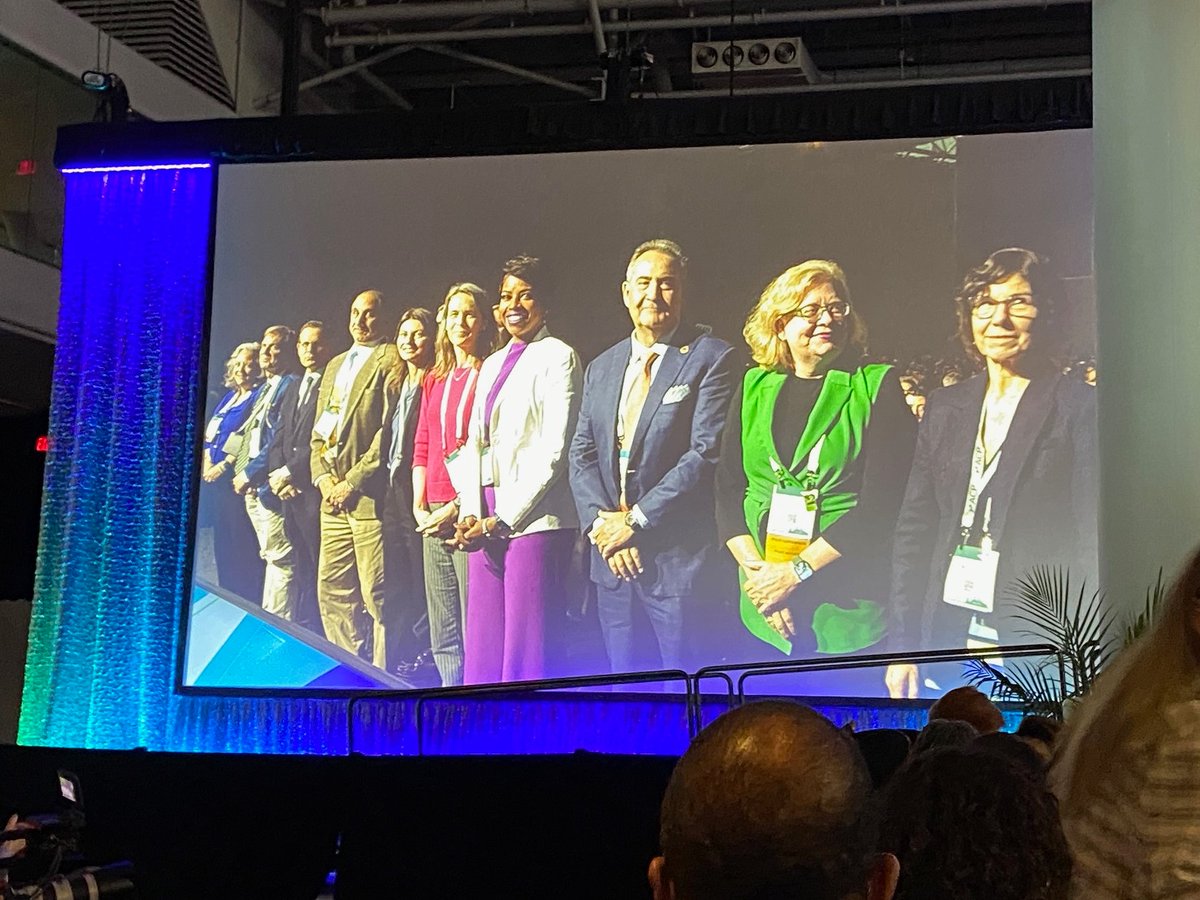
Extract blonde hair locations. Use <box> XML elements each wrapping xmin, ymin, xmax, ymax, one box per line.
<box><xmin>432</xmin><ymin>283</ymin><xmax>497</xmax><ymax>380</ymax></box>
<box><xmin>742</xmin><ymin>260</ymin><xmax>867</xmax><ymax>372</ymax></box>
<box><xmin>1053</xmin><ymin>546</ymin><xmax>1200</xmax><ymax>818</ymax></box>
<box><xmin>223</xmin><ymin>342</ymin><xmax>260</xmax><ymax>388</ymax></box>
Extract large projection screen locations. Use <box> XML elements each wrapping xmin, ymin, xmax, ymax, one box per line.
<box><xmin>183</xmin><ymin>131</ymin><xmax>1096</xmax><ymax>696</ymax></box>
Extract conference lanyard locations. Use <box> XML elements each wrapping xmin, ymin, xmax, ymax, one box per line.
<box><xmin>768</xmin><ymin>434</ymin><xmax>825</xmax><ymax>492</ymax></box>
<box><xmin>960</xmin><ymin>405</ymin><xmax>1003</xmax><ymax>535</ymax></box>
<box><xmin>440</xmin><ymin>367</ymin><xmax>478</xmax><ymax>458</ymax></box>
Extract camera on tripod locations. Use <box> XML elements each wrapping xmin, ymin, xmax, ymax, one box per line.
<box><xmin>1</xmin><ymin>771</ymin><xmax>134</xmax><ymax>899</ymax></box>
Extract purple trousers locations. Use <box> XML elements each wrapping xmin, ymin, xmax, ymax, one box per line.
<box><xmin>464</xmin><ymin>527</ymin><xmax>574</xmax><ymax>685</ymax></box>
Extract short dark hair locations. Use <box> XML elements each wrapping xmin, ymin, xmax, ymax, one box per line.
<box><xmin>910</xmin><ymin>719</ymin><xmax>979</xmax><ymax>757</ymax></box>
<box><xmin>973</xmin><ymin>732</ymin><xmax>1048</xmax><ymax>780</ymax></box>
<box><xmin>500</xmin><ymin>254</ymin><xmax>553</xmax><ymax>302</ymax></box>
<box><xmin>953</xmin><ymin>248</ymin><xmax>1061</xmax><ymax>363</ymax></box>
<box><xmin>298</xmin><ymin>319</ymin><xmax>324</xmax><ymax>334</ymax></box>
<box><xmin>659</xmin><ymin>701</ymin><xmax>877</xmax><ymax>900</ymax></box>
<box><xmin>879</xmin><ymin>747</ymin><xmax>1071</xmax><ymax>900</ymax></box>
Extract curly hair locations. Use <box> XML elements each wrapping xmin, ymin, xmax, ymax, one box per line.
<box><xmin>743</xmin><ymin>260</ymin><xmax>868</xmax><ymax>373</ymax></box>
<box><xmin>953</xmin><ymin>248</ymin><xmax>1061</xmax><ymax>363</ymax></box>
<box><xmin>879</xmin><ymin>746</ymin><xmax>1071</xmax><ymax>900</ymax></box>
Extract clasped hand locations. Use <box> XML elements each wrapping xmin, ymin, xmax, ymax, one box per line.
<box><xmin>416</xmin><ymin>501</ymin><xmax>458</xmax><ymax>538</ymax></box>
<box><xmin>318</xmin><ymin>476</ymin><xmax>356</xmax><ymax>512</ymax></box>
<box><xmin>741</xmin><ymin>558</ymin><xmax>801</xmax><ymax>639</ymax></box>
<box><xmin>448</xmin><ymin>515</ymin><xmax>486</xmax><ymax>552</ymax></box>
<box><xmin>590</xmin><ymin>510</ymin><xmax>643</xmax><ymax>581</ymax></box>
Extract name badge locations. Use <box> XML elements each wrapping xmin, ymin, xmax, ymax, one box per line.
<box><xmin>204</xmin><ymin>416</ymin><xmax>220</xmax><ymax>444</ymax></box>
<box><xmin>763</xmin><ymin>485</ymin><xmax>817</xmax><ymax>563</ymax></box>
<box><xmin>248</xmin><ymin>426</ymin><xmax>262</xmax><ymax>460</ymax></box>
<box><xmin>481</xmin><ymin>445</ymin><xmax>495</xmax><ymax>487</ymax></box>
<box><xmin>942</xmin><ymin>545</ymin><xmax>999</xmax><ymax>613</ymax></box>
<box><xmin>314</xmin><ymin>409</ymin><xmax>339</xmax><ymax>444</ymax></box>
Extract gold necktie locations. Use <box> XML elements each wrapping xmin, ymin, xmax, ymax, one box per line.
<box><xmin>621</xmin><ymin>351</ymin><xmax>659</xmax><ymax>451</ymax></box>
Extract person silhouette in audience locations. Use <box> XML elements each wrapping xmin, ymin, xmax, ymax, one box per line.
<box><xmin>650</xmin><ymin>700</ymin><xmax>899</xmax><ymax>900</ymax></box>
<box><xmin>1053</xmin><ymin>544</ymin><xmax>1200</xmax><ymax>898</ymax></box>
<box><xmin>879</xmin><ymin>746</ymin><xmax>1071</xmax><ymax>900</ymax></box>
<box><xmin>927</xmin><ymin>685</ymin><xmax>1004</xmax><ymax>735</ymax></box>
<box><xmin>909</xmin><ymin>718</ymin><xmax>978</xmax><ymax>756</ymax></box>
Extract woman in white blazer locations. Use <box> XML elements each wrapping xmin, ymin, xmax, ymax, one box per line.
<box><xmin>449</xmin><ymin>255</ymin><xmax>582</xmax><ymax>683</ymax></box>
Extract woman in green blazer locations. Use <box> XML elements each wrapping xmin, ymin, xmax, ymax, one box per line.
<box><xmin>716</xmin><ymin>260</ymin><xmax>916</xmax><ymax>663</ymax></box>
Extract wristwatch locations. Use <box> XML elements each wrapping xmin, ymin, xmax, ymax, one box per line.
<box><xmin>483</xmin><ymin>517</ymin><xmax>512</xmax><ymax>539</ymax></box>
<box><xmin>623</xmin><ymin>510</ymin><xmax>643</xmax><ymax>531</ymax></box>
<box><xmin>791</xmin><ymin>557</ymin><xmax>814</xmax><ymax>583</ymax></box>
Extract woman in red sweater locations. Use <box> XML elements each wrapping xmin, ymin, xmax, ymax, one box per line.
<box><xmin>413</xmin><ymin>283</ymin><xmax>498</xmax><ymax>686</ymax></box>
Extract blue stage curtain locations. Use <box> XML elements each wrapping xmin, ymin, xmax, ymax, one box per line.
<box><xmin>16</xmin><ymin>165</ymin><xmax>351</xmax><ymax>753</ymax></box>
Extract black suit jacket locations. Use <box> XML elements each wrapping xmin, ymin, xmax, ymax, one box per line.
<box><xmin>890</xmin><ymin>371</ymin><xmax>1098</xmax><ymax>650</ymax></box>
<box><xmin>269</xmin><ymin>368</ymin><xmax>324</xmax><ymax>493</ymax></box>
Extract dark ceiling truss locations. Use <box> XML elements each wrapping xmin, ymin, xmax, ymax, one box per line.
<box><xmin>278</xmin><ymin>0</ymin><xmax>1091</xmax><ymax>112</ymax></box>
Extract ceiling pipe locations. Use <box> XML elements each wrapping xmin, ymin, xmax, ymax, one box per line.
<box><xmin>323</xmin><ymin>0</ymin><xmax>1087</xmax><ymax>27</ymax></box>
<box><xmin>587</xmin><ymin>0</ymin><xmax>607</xmax><ymax>56</ymax></box>
<box><xmin>631</xmin><ymin>65</ymin><xmax>1092</xmax><ymax>98</ymax></box>
<box><xmin>327</xmin><ymin>0</ymin><xmax>1088</xmax><ymax>46</ymax></box>
<box><xmin>414</xmin><ymin>43</ymin><xmax>597</xmax><ymax>97</ymax></box>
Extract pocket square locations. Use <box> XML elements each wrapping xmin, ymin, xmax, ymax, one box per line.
<box><xmin>663</xmin><ymin>384</ymin><xmax>691</xmax><ymax>404</ymax></box>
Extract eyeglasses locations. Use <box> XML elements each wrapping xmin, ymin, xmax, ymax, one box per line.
<box><xmin>793</xmin><ymin>299</ymin><xmax>851</xmax><ymax>323</ymax></box>
<box><xmin>971</xmin><ymin>296</ymin><xmax>1038</xmax><ymax>320</ymax></box>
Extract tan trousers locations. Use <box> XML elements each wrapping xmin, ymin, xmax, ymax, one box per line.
<box><xmin>244</xmin><ymin>492</ymin><xmax>297</xmax><ymax>621</ymax></box>
<box><xmin>317</xmin><ymin>509</ymin><xmax>388</xmax><ymax>669</ymax></box>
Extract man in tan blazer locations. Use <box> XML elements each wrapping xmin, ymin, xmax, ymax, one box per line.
<box><xmin>310</xmin><ymin>289</ymin><xmax>398</xmax><ymax>667</ymax></box>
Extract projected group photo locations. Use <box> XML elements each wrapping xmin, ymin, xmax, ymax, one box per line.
<box><xmin>187</xmin><ymin>132</ymin><xmax>1097</xmax><ymax>697</ymax></box>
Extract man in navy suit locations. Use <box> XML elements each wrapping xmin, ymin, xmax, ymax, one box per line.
<box><xmin>570</xmin><ymin>239</ymin><xmax>737</xmax><ymax>673</ymax></box>
<box><xmin>231</xmin><ymin>325</ymin><xmax>300</xmax><ymax>619</ymax></box>
<box><xmin>267</xmin><ymin>320</ymin><xmax>330</xmax><ymax>633</ymax></box>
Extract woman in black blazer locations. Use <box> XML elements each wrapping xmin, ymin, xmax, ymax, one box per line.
<box><xmin>886</xmin><ymin>249</ymin><xmax>1097</xmax><ymax>699</ymax></box>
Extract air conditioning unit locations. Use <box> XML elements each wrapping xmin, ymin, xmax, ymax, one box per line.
<box><xmin>691</xmin><ymin>37</ymin><xmax>805</xmax><ymax>76</ymax></box>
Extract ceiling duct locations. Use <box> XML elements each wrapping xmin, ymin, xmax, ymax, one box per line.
<box><xmin>59</xmin><ymin>0</ymin><xmax>234</xmax><ymax>108</ymax></box>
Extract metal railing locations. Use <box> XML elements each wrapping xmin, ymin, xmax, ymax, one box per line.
<box><xmin>345</xmin><ymin>643</ymin><xmax>1067</xmax><ymax>755</ymax></box>
<box><xmin>347</xmin><ymin>668</ymin><xmax>692</xmax><ymax>755</ymax></box>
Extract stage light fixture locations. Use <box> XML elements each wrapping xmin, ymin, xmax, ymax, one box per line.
<box><xmin>694</xmin><ymin>45</ymin><xmax>718</xmax><ymax>69</ymax></box>
<box><xmin>690</xmin><ymin>38</ymin><xmax>804</xmax><ymax>75</ymax></box>
<box><xmin>774</xmin><ymin>41</ymin><xmax>797</xmax><ymax>64</ymax></box>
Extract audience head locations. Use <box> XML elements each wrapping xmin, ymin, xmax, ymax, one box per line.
<box><xmin>974</xmin><ymin>732</ymin><xmax>1048</xmax><ymax>780</ymax></box>
<box><xmin>498</xmin><ymin>255</ymin><xmax>550</xmax><ymax>342</ymax></box>
<box><xmin>744</xmin><ymin>259</ymin><xmax>867</xmax><ymax>376</ymax></box>
<box><xmin>879</xmin><ymin>746</ymin><xmax>1071</xmax><ymax>900</ymax></box>
<box><xmin>651</xmin><ymin>700</ymin><xmax>897</xmax><ymax>900</ymax></box>
<box><xmin>1015</xmin><ymin>715</ymin><xmax>1062</xmax><ymax>764</ymax></box>
<box><xmin>910</xmin><ymin>719</ymin><xmax>978</xmax><ymax>757</ymax></box>
<box><xmin>349</xmin><ymin>289</ymin><xmax>385</xmax><ymax>345</ymax></box>
<box><xmin>260</xmin><ymin>325</ymin><xmax>298</xmax><ymax>377</ymax></box>
<box><xmin>224</xmin><ymin>342</ymin><xmax>261</xmax><ymax>391</ymax></box>
<box><xmin>1054</xmin><ymin>543</ymin><xmax>1200</xmax><ymax>817</ymax></box>
<box><xmin>434</xmin><ymin>283</ymin><xmax>496</xmax><ymax>378</ymax></box>
<box><xmin>296</xmin><ymin>320</ymin><xmax>329</xmax><ymax>373</ymax></box>
<box><xmin>928</xmin><ymin>686</ymin><xmax>1004</xmax><ymax>735</ymax></box>
<box><xmin>623</xmin><ymin>239</ymin><xmax>687</xmax><ymax>340</ymax></box>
